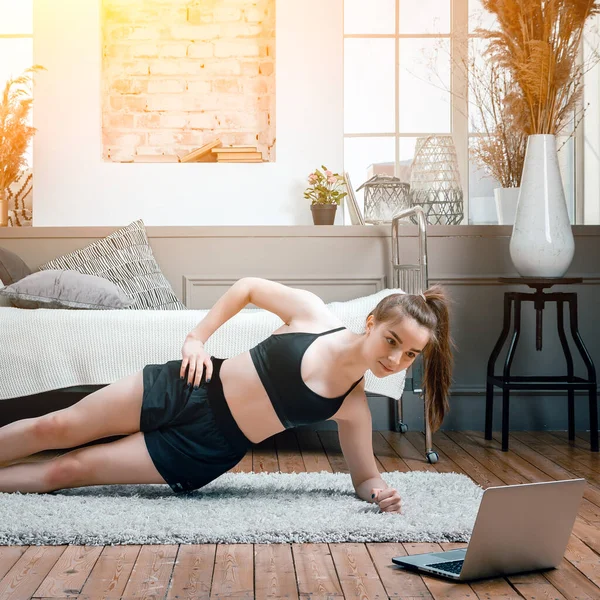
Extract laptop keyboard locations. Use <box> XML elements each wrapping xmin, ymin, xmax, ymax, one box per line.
<box><xmin>427</xmin><ymin>559</ymin><xmax>464</xmax><ymax>575</ymax></box>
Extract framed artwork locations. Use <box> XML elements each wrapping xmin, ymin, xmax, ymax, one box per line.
<box><xmin>344</xmin><ymin>172</ymin><xmax>365</xmax><ymax>225</ymax></box>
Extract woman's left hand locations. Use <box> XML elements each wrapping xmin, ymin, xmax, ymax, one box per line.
<box><xmin>371</xmin><ymin>487</ymin><xmax>402</xmax><ymax>513</ymax></box>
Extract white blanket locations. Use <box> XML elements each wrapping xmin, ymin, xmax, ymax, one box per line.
<box><xmin>0</xmin><ymin>289</ymin><xmax>407</xmax><ymax>401</ymax></box>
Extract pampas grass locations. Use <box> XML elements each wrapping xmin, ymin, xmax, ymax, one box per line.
<box><xmin>479</xmin><ymin>0</ymin><xmax>600</xmax><ymax>134</ymax></box>
<box><xmin>0</xmin><ymin>66</ymin><xmax>43</xmax><ymax>191</ymax></box>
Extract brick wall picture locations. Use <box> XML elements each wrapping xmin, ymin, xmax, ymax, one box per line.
<box><xmin>101</xmin><ymin>0</ymin><xmax>276</xmax><ymax>163</ymax></box>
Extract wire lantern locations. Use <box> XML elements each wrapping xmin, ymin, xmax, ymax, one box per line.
<box><xmin>356</xmin><ymin>174</ymin><xmax>411</xmax><ymax>224</ymax></box>
<box><xmin>409</xmin><ymin>135</ymin><xmax>464</xmax><ymax>225</ymax></box>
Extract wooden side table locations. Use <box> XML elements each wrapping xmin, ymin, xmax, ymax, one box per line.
<box><xmin>485</xmin><ymin>278</ymin><xmax>598</xmax><ymax>452</ymax></box>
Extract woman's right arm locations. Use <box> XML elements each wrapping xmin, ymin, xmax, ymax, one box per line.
<box><xmin>181</xmin><ymin>277</ymin><xmax>326</xmax><ymax>386</ymax></box>
<box><xmin>180</xmin><ymin>278</ymin><xmax>251</xmax><ymax>386</ymax></box>
<box><xmin>187</xmin><ymin>278</ymin><xmax>251</xmax><ymax>344</ymax></box>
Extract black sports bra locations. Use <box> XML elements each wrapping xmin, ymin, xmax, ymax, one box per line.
<box><xmin>248</xmin><ymin>326</ymin><xmax>364</xmax><ymax>429</ymax></box>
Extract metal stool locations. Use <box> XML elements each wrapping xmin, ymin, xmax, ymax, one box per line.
<box><xmin>485</xmin><ymin>277</ymin><xmax>598</xmax><ymax>452</ymax></box>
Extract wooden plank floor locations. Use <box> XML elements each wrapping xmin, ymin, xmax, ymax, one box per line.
<box><xmin>0</xmin><ymin>429</ymin><xmax>599</xmax><ymax>600</ymax></box>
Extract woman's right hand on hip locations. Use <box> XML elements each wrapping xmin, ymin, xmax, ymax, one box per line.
<box><xmin>181</xmin><ymin>335</ymin><xmax>213</xmax><ymax>388</ymax></box>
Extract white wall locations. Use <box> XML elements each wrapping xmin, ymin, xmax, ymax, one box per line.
<box><xmin>32</xmin><ymin>0</ymin><xmax>344</xmax><ymax>226</ymax></box>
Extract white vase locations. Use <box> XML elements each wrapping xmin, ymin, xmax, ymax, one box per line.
<box><xmin>509</xmin><ymin>135</ymin><xmax>574</xmax><ymax>278</ymax></box>
<box><xmin>494</xmin><ymin>187</ymin><xmax>520</xmax><ymax>225</ymax></box>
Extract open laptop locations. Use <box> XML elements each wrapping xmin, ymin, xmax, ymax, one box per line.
<box><xmin>392</xmin><ymin>478</ymin><xmax>586</xmax><ymax>582</ymax></box>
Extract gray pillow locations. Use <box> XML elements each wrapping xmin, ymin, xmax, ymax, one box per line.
<box><xmin>37</xmin><ymin>219</ymin><xmax>186</xmax><ymax>310</ymax></box>
<box><xmin>0</xmin><ymin>269</ymin><xmax>135</xmax><ymax>309</ymax></box>
<box><xmin>0</xmin><ymin>276</ymin><xmax>10</xmax><ymax>307</ymax></box>
<box><xmin>0</xmin><ymin>246</ymin><xmax>31</xmax><ymax>285</ymax></box>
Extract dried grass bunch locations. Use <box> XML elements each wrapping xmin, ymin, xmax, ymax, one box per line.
<box><xmin>0</xmin><ymin>66</ymin><xmax>43</xmax><ymax>191</ymax></box>
<box><xmin>468</xmin><ymin>53</ymin><xmax>528</xmax><ymax>187</ymax></box>
<box><xmin>479</xmin><ymin>0</ymin><xmax>600</xmax><ymax>135</ymax></box>
<box><xmin>426</xmin><ymin>39</ymin><xmax>528</xmax><ymax>187</ymax></box>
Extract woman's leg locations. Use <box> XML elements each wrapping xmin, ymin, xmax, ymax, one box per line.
<box><xmin>0</xmin><ymin>369</ymin><xmax>145</xmax><ymax>465</ymax></box>
<box><xmin>0</xmin><ymin>431</ymin><xmax>167</xmax><ymax>493</ymax></box>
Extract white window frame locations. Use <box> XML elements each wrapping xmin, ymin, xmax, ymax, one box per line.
<box><xmin>0</xmin><ymin>31</ymin><xmax>34</xmax><ymax>71</ymax></box>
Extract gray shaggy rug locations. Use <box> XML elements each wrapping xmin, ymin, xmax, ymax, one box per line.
<box><xmin>0</xmin><ymin>471</ymin><xmax>483</xmax><ymax>546</ymax></box>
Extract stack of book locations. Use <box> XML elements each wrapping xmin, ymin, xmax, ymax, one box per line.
<box><xmin>212</xmin><ymin>146</ymin><xmax>263</xmax><ymax>163</ymax></box>
<box><xmin>178</xmin><ymin>140</ymin><xmax>264</xmax><ymax>163</ymax></box>
<box><xmin>179</xmin><ymin>139</ymin><xmax>222</xmax><ymax>163</ymax></box>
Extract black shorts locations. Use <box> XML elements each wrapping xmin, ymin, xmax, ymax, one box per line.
<box><xmin>140</xmin><ymin>357</ymin><xmax>253</xmax><ymax>494</ymax></box>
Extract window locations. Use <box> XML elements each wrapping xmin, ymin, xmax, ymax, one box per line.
<box><xmin>344</xmin><ymin>0</ymin><xmax>588</xmax><ymax>224</ymax></box>
<box><xmin>0</xmin><ymin>0</ymin><xmax>34</xmax><ymax>168</ymax></box>
<box><xmin>344</xmin><ymin>0</ymin><xmax>453</xmax><ymax>222</ymax></box>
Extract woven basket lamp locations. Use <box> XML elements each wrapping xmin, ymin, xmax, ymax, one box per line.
<box><xmin>409</xmin><ymin>135</ymin><xmax>464</xmax><ymax>225</ymax></box>
<box><xmin>356</xmin><ymin>174</ymin><xmax>411</xmax><ymax>224</ymax></box>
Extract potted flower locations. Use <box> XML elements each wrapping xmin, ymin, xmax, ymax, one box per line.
<box><xmin>0</xmin><ymin>66</ymin><xmax>42</xmax><ymax>227</ymax></box>
<box><xmin>304</xmin><ymin>166</ymin><xmax>347</xmax><ymax>225</ymax></box>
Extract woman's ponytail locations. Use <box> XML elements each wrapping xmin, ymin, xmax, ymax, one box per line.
<box><xmin>421</xmin><ymin>285</ymin><xmax>454</xmax><ymax>431</ymax></box>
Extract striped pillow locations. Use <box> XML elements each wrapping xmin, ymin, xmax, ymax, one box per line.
<box><xmin>37</xmin><ymin>220</ymin><xmax>186</xmax><ymax>310</ymax></box>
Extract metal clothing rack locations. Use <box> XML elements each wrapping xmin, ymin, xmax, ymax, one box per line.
<box><xmin>390</xmin><ymin>206</ymin><xmax>438</xmax><ymax>464</ymax></box>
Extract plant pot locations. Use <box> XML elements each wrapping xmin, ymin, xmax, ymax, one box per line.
<box><xmin>310</xmin><ymin>204</ymin><xmax>337</xmax><ymax>225</ymax></box>
<box><xmin>494</xmin><ymin>187</ymin><xmax>520</xmax><ymax>225</ymax></box>
<box><xmin>509</xmin><ymin>135</ymin><xmax>574</xmax><ymax>277</ymax></box>
<box><xmin>0</xmin><ymin>189</ymin><xmax>8</xmax><ymax>227</ymax></box>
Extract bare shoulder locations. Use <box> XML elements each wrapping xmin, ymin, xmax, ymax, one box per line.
<box><xmin>243</xmin><ymin>277</ymin><xmax>340</xmax><ymax>327</ymax></box>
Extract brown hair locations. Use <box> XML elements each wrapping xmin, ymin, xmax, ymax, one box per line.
<box><xmin>366</xmin><ymin>284</ymin><xmax>454</xmax><ymax>431</ymax></box>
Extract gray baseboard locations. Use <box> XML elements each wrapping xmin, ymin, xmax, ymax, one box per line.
<box><xmin>388</xmin><ymin>390</ymin><xmax>598</xmax><ymax>434</ymax></box>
